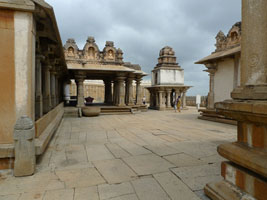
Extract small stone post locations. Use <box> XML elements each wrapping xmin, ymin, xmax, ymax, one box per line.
<box><xmin>13</xmin><ymin>116</ymin><xmax>35</xmax><ymax>177</ymax></box>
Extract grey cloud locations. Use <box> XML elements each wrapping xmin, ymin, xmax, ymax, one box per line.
<box><xmin>47</xmin><ymin>0</ymin><xmax>241</xmax><ymax>96</ymax></box>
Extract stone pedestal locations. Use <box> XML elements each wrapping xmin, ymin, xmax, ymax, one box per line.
<box><xmin>205</xmin><ymin>1</ymin><xmax>267</xmax><ymax>200</ymax></box>
<box><xmin>13</xmin><ymin>116</ymin><xmax>35</xmax><ymax>177</ymax></box>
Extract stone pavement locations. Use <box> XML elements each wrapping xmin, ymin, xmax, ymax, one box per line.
<box><xmin>0</xmin><ymin>107</ymin><xmax>236</xmax><ymax>200</ymax></box>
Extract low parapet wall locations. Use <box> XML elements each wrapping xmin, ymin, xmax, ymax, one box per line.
<box><xmin>0</xmin><ymin>102</ymin><xmax>64</xmax><ymax>169</ymax></box>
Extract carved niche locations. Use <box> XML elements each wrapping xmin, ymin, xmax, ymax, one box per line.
<box><xmin>103</xmin><ymin>41</ymin><xmax>116</xmax><ymax>61</ymax></box>
<box><xmin>83</xmin><ymin>36</ymin><xmax>100</xmax><ymax>60</ymax></box>
<box><xmin>64</xmin><ymin>38</ymin><xmax>79</xmax><ymax>58</ymax></box>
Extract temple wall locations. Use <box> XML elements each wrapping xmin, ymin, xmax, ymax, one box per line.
<box><xmin>158</xmin><ymin>69</ymin><xmax>184</xmax><ymax>85</ymax></box>
<box><xmin>0</xmin><ymin>10</ymin><xmax>35</xmax><ymax>144</ymax></box>
<box><xmin>214</xmin><ymin>58</ymin><xmax>235</xmax><ymax>103</ymax></box>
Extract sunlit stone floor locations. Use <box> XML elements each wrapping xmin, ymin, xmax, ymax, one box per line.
<box><xmin>0</xmin><ymin>107</ymin><xmax>236</xmax><ymax>200</ymax></box>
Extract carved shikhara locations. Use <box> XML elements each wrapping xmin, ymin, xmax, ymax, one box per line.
<box><xmin>63</xmin><ymin>37</ymin><xmax>123</xmax><ymax>64</ymax></box>
<box><xmin>215</xmin><ymin>22</ymin><xmax>241</xmax><ymax>53</ymax></box>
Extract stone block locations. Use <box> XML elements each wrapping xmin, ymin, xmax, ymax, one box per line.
<box><xmin>13</xmin><ymin>116</ymin><xmax>35</xmax><ymax>177</ymax></box>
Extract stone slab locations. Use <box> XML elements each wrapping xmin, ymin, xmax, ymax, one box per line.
<box><xmin>109</xmin><ymin>194</ymin><xmax>139</xmax><ymax>200</ymax></box>
<box><xmin>43</xmin><ymin>188</ymin><xmax>74</xmax><ymax>200</ymax></box>
<box><xmin>93</xmin><ymin>159</ymin><xmax>137</xmax><ymax>184</ymax></box>
<box><xmin>98</xmin><ymin>182</ymin><xmax>134</xmax><ymax>200</ymax></box>
<box><xmin>74</xmin><ymin>186</ymin><xmax>99</xmax><ymax>200</ymax></box>
<box><xmin>153</xmin><ymin>172</ymin><xmax>200</xmax><ymax>200</ymax></box>
<box><xmin>105</xmin><ymin>143</ymin><xmax>131</xmax><ymax>158</ymax></box>
<box><xmin>123</xmin><ymin>154</ymin><xmax>174</xmax><ymax>175</ymax></box>
<box><xmin>131</xmin><ymin>177</ymin><xmax>170</xmax><ymax>200</ymax></box>
<box><xmin>164</xmin><ymin>153</ymin><xmax>206</xmax><ymax>167</ymax></box>
<box><xmin>144</xmin><ymin>144</ymin><xmax>180</xmax><ymax>156</ymax></box>
<box><xmin>86</xmin><ymin>144</ymin><xmax>114</xmax><ymax>161</ymax></box>
<box><xmin>55</xmin><ymin>167</ymin><xmax>106</xmax><ymax>188</ymax></box>
<box><xmin>19</xmin><ymin>192</ymin><xmax>44</xmax><ymax>200</ymax></box>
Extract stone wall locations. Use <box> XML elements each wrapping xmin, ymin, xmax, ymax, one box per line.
<box><xmin>186</xmin><ymin>96</ymin><xmax>207</xmax><ymax>107</ymax></box>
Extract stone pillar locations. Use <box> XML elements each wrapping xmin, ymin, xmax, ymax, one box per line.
<box><xmin>136</xmin><ymin>78</ymin><xmax>142</xmax><ymax>105</ymax></box>
<box><xmin>55</xmin><ymin>74</ymin><xmax>59</xmax><ymax>105</ymax></box>
<box><xmin>158</xmin><ymin>91</ymin><xmax>165</xmax><ymax>110</ymax></box>
<box><xmin>14</xmin><ymin>116</ymin><xmax>35</xmax><ymax>177</ymax></box>
<box><xmin>35</xmin><ymin>55</ymin><xmax>44</xmax><ymax>119</ymax></box>
<box><xmin>75</xmin><ymin>76</ymin><xmax>85</xmax><ymax>107</ymax></box>
<box><xmin>43</xmin><ymin>65</ymin><xmax>51</xmax><ymax>114</ymax></box>
<box><xmin>117</xmin><ymin>77</ymin><xmax>126</xmax><ymax>106</ymax></box>
<box><xmin>166</xmin><ymin>90</ymin><xmax>171</xmax><ymax>108</ymax></box>
<box><xmin>50</xmin><ymin>69</ymin><xmax>56</xmax><ymax>108</ymax></box>
<box><xmin>206</xmin><ymin>67</ymin><xmax>216</xmax><ymax>109</ymax></box>
<box><xmin>205</xmin><ymin>1</ymin><xmax>267</xmax><ymax>199</ymax></box>
<box><xmin>113</xmin><ymin>80</ymin><xmax>118</xmax><ymax>105</ymax></box>
<box><xmin>104</xmin><ymin>80</ymin><xmax>112</xmax><ymax>104</ymax></box>
<box><xmin>126</xmin><ymin>78</ymin><xmax>134</xmax><ymax>106</ymax></box>
<box><xmin>182</xmin><ymin>89</ymin><xmax>187</xmax><ymax>109</ymax></box>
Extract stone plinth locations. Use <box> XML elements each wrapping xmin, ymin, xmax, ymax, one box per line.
<box><xmin>13</xmin><ymin>116</ymin><xmax>35</xmax><ymax>177</ymax></box>
<box><xmin>204</xmin><ymin>1</ymin><xmax>267</xmax><ymax>199</ymax></box>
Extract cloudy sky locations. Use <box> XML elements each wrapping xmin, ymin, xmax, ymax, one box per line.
<box><xmin>47</xmin><ymin>0</ymin><xmax>241</xmax><ymax>96</ymax></box>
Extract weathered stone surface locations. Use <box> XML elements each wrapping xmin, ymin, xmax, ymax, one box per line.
<box><xmin>13</xmin><ymin>116</ymin><xmax>35</xmax><ymax>177</ymax></box>
<box><xmin>164</xmin><ymin>153</ymin><xmax>206</xmax><ymax>167</ymax></box>
<box><xmin>19</xmin><ymin>192</ymin><xmax>44</xmax><ymax>200</ymax></box>
<box><xmin>43</xmin><ymin>188</ymin><xmax>74</xmax><ymax>200</ymax></box>
<box><xmin>154</xmin><ymin>172</ymin><xmax>200</xmax><ymax>200</ymax></box>
<box><xmin>109</xmin><ymin>194</ymin><xmax>139</xmax><ymax>200</ymax></box>
<box><xmin>105</xmin><ymin>143</ymin><xmax>131</xmax><ymax>158</ymax></box>
<box><xmin>131</xmin><ymin>177</ymin><xmax>170</xmax><ymax>200</ymax></box>
<box><xmin>98</xmin><ymin>182</ymin><xmax>134</xmax><ymax>200</ymax></box>
<box><xmin>55</xmin><ymin>167</ymin><xmax>106</xmax><ymax>188</ymax></box>
<box><xmin>171</xmin><ymin>163</ymin><xmax>222</xmax><ymax>191</ymax></box>
<box><xmin>123</xmin><ymin>154</ymin><xmax>174</xmax><ymax>175</ymax></box>
<box><xmin>93</xmin><ymin>159</ymin><xmax>137</xmax><ymax>184</ymax></box>
<box><xmin>74</xmin><ymin>186</ymin><xmax>99</xmax><ymax>200</ymax></box>
<box><xmin>86</xmin><ymin>144</ymin><xmax>114</xmax><ymax>161</ymax></box>
<box><xmin>144</xmin><ymin>144</ymin><xmax>180</xmax><ymax>156</ymax></box>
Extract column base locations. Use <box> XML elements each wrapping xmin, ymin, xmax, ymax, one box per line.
<box><xmin>231</xmin><ymin>85</ymin><xmax>267</xmax><ymax>100</ymax></box>
<box><xmin>205</xmin><ymin>161</ymin><xmax>267</xmax><ymax>200</ymax></box>
<box><xmin>205</xmin><ymin>180</ymin><xmax>253</xmax><ymax>200</ymax></box>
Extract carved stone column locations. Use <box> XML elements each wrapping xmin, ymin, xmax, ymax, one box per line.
<box><xmin>75</xmin><ymin>75</ymin><xmax>85</xmax><ymax>108</ymax></box>
<box><xmin>55</xmin><ymin>73</ymin><xmax>59</xmax><ymax>105</ymax></box>
<box><xmin>116</xmin><ymin>77</ymin><xmax>126</xmax><ymax>106</ymax></box>
<box><xmin>104</xmin><ymin>79</ymin><xmax>112</xmax><ymax>104</ymax></box>
<box><xmin>182</xmin><ymin>89</ymin><xmax>187</xmax><ymax>109</ymax></box>
<box><xmin>205</xmin><ymin>1</ymin><xmax>267</xmax><ymax>199</ymax></box>
<box><xmin>43</xmin><ymin>65</ymin><xmax>52</xmax><ymax>114</ymax></box>
<box><xmin>113</xmin><ymin>80</ymin><xmax>118</xmax><ymax>105</ymax></box>
<box><xmin>158</xmin><ymin>91</ymin><xmax>165</xmax><ymax>110</ymax></box>
<box><xmin>205</xmin><ymin>66</ymin><xmax>217</xmax><ymax>109</ymax></box>
<box><xmin>50</xmin><ymin>68</ymin><xmax>56</xmax><ymax>108</ymax></box>
<box><xmin>149</xmin><ymin>91</ymin><xmax>154</xmax><ymax>107</ymax></box>
<box><xmin>35</xmin><ymin>55</ymin><xmax>44</xmax><ymax>119</ymax></box>
<box><xmin>126</xmin><ymin>77</ymin><xmax>134</xmax><ymax>106</ymax></box>
<box><xmin>136</xmin><ymin>78</ymin><xmax>142</xmax><ymax>105</ymax></box>
<box><xmin>166</xmin><ymin>89</ymin><xmax>171</xmax><ymax>108</ymax></box>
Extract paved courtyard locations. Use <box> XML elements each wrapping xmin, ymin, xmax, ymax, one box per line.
<box><xmin>0</xmin><ymin>107</ymin><xmax>236</xmax><ymax>200</ymax></box>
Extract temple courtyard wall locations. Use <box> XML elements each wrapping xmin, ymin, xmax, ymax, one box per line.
<box><xmin>0</xmin><ymin>108</ymin><xmax>236</xmax><ymax>200</ymax></box>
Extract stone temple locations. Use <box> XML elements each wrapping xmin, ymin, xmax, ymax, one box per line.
<box><xmin>147</xmin><ymin>46</ymin><xmax>191</xmax><ymax>110</ymax></box>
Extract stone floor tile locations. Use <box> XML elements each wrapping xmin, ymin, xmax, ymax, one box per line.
<box><xmin>43</xmin><ymin>188</ymin><xmax>74</xmax><ymax>200</ymax></box>
<box><xmin>74</xmin><ymin>186</ymin><xmax>99</xmax><ymax>200</ymax></box>
<box><xmin>65</xmin><ymin>144</ymin><xmax>88</xmax><ymax>163</ymax></box>
<box><xmin>98</xmin><ymin>182</ymin><xmax>134</xmax><ymax>200</ymax></box>
<box><xmin>93</xmin><ymin>159</ymin><xmax>137</xmax><ymax>184</ymax></box>
<box><xmin>123</xmin><ymin>154</ymin><xmax>174</xmax><ymax>175</ymax></box>
<box><xmin>19</xmin><ymin>192</ymin><xmax>44</xmax><ymax>200</ymax></box>
<box><xmin>199</xmin><ymin>154</ymin><xmax>226</xmax><ymax>164</ymax></box>
<box><xmin>55</xmin><ymin>167</ymin><xmax>106</xmax><ymax>188</ymax></box>
<box><xmin>144</xmin><ymin>144</ymin><xmax>180</xmax><ymax>156</ymax></box>
<box><xmin>116</xmin><ymin>140</ymin><xmax>151</xmax><ymax>156</ymax></box>
<box><xmin>0</xmin><ymin>194</ymin><xmax>20</xmax><ymax>200</ymax></box>
<box><xmin>109</xmin><ymin>194</ymin><xmax>139</xmax><ymax>200</ymax></box>
<box><xmin>105</xmin><ymin>143</ymin><xmax>131</xmax><ymax>158</ymax></box>
<box><xmin>86</xmin><ymin>144</ymin><xmax>114</xmax><ymax>161</ymax></box>
<box><xmin>171</xmin><ymin>163</ymin><xmax>222</xmax><ymax>190</ymax></box>
<box><xmin>131</xmin><ymin>177</ymin><xmax>170</xmax><ymax>200</ymax></box>
<box><xmin>153</xmin><ymin>172</ymin><xmax>200</xmax><ymax>200</ymax></box>
<box><xmin>164</xmin><ymin>153</ymin><xmax>206</xmax><ymax>167</ymax></box>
